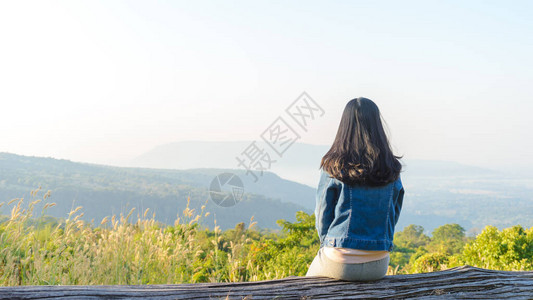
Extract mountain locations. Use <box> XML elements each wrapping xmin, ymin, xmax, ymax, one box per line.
<box><xmin>128</xmin><ymin>140</ymin><xmax>329</xmax><ymax>187</ymax></box>
<box><xmin>0</xmin><ymin>152</ymin><xmax>314</xmax><ymax>230</ymax></box>
<box><xmin>129</xmin><ymin>141</ymin><xmax>533</xmax><ymax>234</ymax></box>
<box><xmin>2</xmin><ymin>146</ymin><xmax>532</xmax><ymax>235</ymax></box>
<box><xmin>399</xmin><ymin>160</ymin><xmax>533</xmax><ymax>235</ymax></box>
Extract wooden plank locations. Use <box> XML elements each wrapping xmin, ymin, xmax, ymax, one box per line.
<box><xmin>0</xmin><ymin>266</ymin><xmax>532</xmax><ymax>299</ymax></box>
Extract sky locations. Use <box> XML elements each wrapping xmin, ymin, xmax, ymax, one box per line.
<box><xmin>1</xmin><ymin>0</ymin><xmax>532</xmax><ymax>173</ymax></box>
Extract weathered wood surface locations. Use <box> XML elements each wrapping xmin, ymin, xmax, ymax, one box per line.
<box><xmin>0</xmin><ymin>266</ymin><xmax>532</xmax><ymax>299</ymax></box>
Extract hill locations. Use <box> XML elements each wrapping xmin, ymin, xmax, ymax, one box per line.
<box><xmin>129</xmin><ymin>141</ymin><xmax>533</xmax><ymax>234</ymax></box>
<box><xmin>0</xmin><ymin>153</ymin><xmax>313</xmax><ymax>230</ymax></box>
<box><xmin>128</xmin><ymin>140</ymin><xmax>327</xmax><ymax>187</ymax></box>
<box><xmin>2</xmin><ymin>148</ymin><xmax>533</xmax><ymax>234</ymax></box>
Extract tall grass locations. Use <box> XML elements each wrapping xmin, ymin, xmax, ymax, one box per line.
<box><xmin>0</xmin><ymin>188</ymin><xmax>316</xmax><ymax>285</ymax></box>
<box><xmin>5</xmin><ymin>188</ymin><xmax>527</xmax><ymax>286</ymax></box>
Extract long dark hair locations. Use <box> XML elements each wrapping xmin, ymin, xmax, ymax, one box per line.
<box><xmin>320</xmin><ymin>97</ymin><xmax>402</xmax><ymax>186</ymax></box>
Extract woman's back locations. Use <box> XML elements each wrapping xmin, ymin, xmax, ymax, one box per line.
<box><xmin>316</xmin><ymin>169</ymin><xmax>404</xmax><ymax>251</ymax></box>
<box><xmin>306</xmin><ymin>97</ymin><xmax>404</xmax><ymax>281</ymax></box>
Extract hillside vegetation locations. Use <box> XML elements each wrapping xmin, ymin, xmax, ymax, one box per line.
<box><xmin>4</xmin><ymin>151</ymin><xmax>533</xmax><ymax>235</ymax></box>
<box><xmin>0</xmin><ymin>153</ymin><xmax>313</xmax><ymax>230</ymax></box>
<box><xmin>0</xmin><ymin>188</ymin><xmax>531</xmax><ymax>286</ymax></box>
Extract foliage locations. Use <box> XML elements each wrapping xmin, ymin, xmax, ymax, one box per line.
<box><xmin>428</xmin><ymin>223</ymin><xmax>466</xmax><ymax>255</ymax></box>
<box><xmin>0</xmin><ymin>152</ymin><xmax>313</xmax><ymax>231</ymax></box>
<box><xmin>390</xmin><ymin>222</ymin><xmax>530</xmax><ymax>274</ymax></box>
<box><xmin>0</xmin><ymin>188</ymin><xmax>531</xmax><ymax>286</ymax></box>
<box><xmin>0</xmin><ymin>188</ymin><xmax>319</xmax><ymax>285</ymax></box>
<box><xmin>389</xmin><ymin>224</ymin><xmax>430</xmax><ymax>272</ymax></box>
<box><xmin>410</xmin><ymin>253</ymin><xmax>450</xmax><ymax>273</ymax></box>
<box><xmin>462</xmin><ymin>225</ymin><xmax>533</xmax><ymax>271</ymax></box>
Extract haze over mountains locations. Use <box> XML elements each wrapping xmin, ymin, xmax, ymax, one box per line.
<box><xmin>131</xmin><ymin>141</ymin><xmax>533</xmax><ymax>233</ymax></box>
<box><xmin>1</xmin><ymin>141</ymin><xmax>532</xmax><ymax>234</ymax></box>
<box><xmin>128</xmin><ymin>140</ymin><xmax>328</xmax><ymax>187</ymax></box>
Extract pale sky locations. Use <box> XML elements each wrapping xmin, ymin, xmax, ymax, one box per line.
<box><xmin>1</xmin><ymin>0</ymin><xmax>532</xmax><ymax>173</ymax></box>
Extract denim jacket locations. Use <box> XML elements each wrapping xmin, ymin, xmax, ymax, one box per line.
<box><xmin>315</xmin><ymin>169</ymin><xmax>404</xmax><ymax>251</ymax></box>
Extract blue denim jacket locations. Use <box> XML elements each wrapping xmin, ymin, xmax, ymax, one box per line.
<box><xmin>315</xmin><ymin>169</ymin><xmax>404</xmax><ymax>251</ymax></box>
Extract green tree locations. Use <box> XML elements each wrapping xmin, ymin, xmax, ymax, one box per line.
<box><xmin>410</xmin><ymin>252</ymin><xmax>449</xmax><ymax>273</ymax></box>
<box><xmin>390</xmin><ymin>225</ymin><xmax>430</xmax><ymax>272</ymax></box>
<box><xmin>248</xmin><ymin>211</ymin><xmax>320</xmax><ymax>278</ymax></box>
<box><xmin>462</xmin><ymin>225</ymin><xmax>533</xmax><ymax>271</ymax></box>
<box><xmin>394</xmin><ymin>225</ymin><xmax>430</xmax><ymax>249</ymax></box>
<box><xmin>428</xmin><ymin>223</ymin><xmax>466</xmax><ymax>255</ymax></box>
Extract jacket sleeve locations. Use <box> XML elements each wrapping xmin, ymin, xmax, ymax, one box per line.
<box><xmin>315</xmin><ymin>171</ymin><xmax>340</xmax><ymax>247</ymax></box>
<box><xmin>393</xmin><ymin>185</ymin><xmax>404</xmax><ymax>227</ymax></box>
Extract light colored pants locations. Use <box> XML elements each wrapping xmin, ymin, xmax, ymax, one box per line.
<box><xmin>306</xmin><ymin>247</ymin><xmax>389</xmax><ymax>281</ymax></box>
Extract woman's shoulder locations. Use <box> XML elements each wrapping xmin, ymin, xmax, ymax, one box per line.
<box><xmin>318</xmin><ymin>169</ymin><xmax>344</xmax><ymax>190</ymax></box>
<box><xmin>395</xmin><ymin>174</ymin><xmax>403</xmax><ymax>188</ymax></box>
<box><xmin>319</xmin><ymin>168</ymin><xmax>336</xmax><ymax>181</ymax></box>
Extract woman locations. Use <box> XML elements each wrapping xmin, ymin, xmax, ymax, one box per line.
<box><xmin>306</xmin><ymin>97</ymin><xmax>404</xmax><ymax>281</ymax></box>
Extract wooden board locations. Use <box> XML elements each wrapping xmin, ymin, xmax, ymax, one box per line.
<box><xmin>0</xmin><ymin>266</ymin><xmax>532</xmax><ymax>299</ymax></box>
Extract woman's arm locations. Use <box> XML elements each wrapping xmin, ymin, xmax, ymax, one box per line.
<box><xmin>393</xmin><ymin>183</ymin><xmax>404</xmax><ymax>227</ymax></box>
<box><xmin>315</xmin><ymin>170</ymin><xmax>340</xmax><ymax>247</ymax></box>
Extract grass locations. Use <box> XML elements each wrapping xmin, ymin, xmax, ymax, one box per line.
<box><xmin>1</xmin><ymin>187</ymin><xmax>531</xmax><ymax>286</ymax></box>
<box><xmin>0</xmin><ymin>187</ymin><xmax>317</xmax><ymax>285</ymax></box>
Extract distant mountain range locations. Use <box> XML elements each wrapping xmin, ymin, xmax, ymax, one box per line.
<box><xmin>128</xmin><ymin>140</ymin><xmax>327</xmax><ymax>187</ymax></box>
<box><xmin>0</xmin><ymin>152</ymin><xmax>313</xmax><ymax>230</ymax></box>
<box><xmin>1</xmin><ymin>141</ymin><xmax>532</xmax><ymax>234</ymax></box>
<box><xmin>128</xmin><ymin>141</ymin><xmax>533</xmax><ymax>233</ymax></box>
